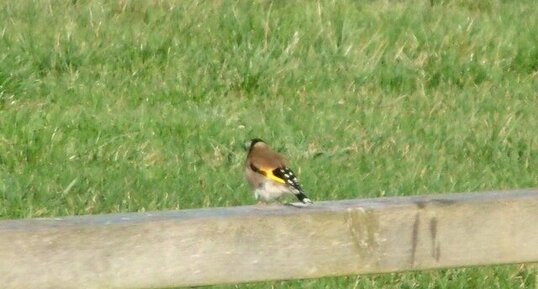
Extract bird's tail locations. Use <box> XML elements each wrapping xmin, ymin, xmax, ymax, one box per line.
<box><xmin>295</xmin><ymin>192</ymin><xmax>313</xmax><ymax>204</ymax></box>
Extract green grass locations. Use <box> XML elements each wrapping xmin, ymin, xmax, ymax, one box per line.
<box><xmin>0</xmin><ymin>0</ymin><xmax>536</xmax><ymax>288</ymax></box>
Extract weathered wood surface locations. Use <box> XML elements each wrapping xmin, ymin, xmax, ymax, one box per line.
<box><xmin>1</xmin><ymin>189</ymin><xmax>537</xmax><ymax>289</ymax></box>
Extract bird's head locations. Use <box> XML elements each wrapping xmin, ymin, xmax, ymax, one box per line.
<box><xmin>244</xmin><ymin>138</ymin><xmax>265</xmax><ymax>152</ymax></box>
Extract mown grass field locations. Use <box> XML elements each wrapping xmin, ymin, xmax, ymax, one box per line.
<box><xmin>0</xmin><ymin>0</ymin><xmax>537</xmax><ymax>288</ymax></box>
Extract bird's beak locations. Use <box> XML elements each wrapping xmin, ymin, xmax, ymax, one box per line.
<box><xmin>243</xmin><ymin>140</ymin><xmax>251</xmax><ymax>151</ymax></box>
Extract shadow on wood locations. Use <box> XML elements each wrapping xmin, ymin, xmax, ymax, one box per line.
<box><xmin>1</xmin><ymin>189</ymin><xmax>537</xmax><ymax>289</ymax></box>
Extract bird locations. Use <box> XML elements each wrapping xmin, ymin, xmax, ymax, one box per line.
<box><xmin>244</xmin><ymin>138</ymin><xmax>313</xmax><ymax>206</ymax></box>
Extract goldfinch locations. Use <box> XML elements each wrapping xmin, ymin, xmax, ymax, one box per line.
<box><xmin>244</xmin><ymin>138</ymin><xmax>313</xmax><ymax>205</ymax></box>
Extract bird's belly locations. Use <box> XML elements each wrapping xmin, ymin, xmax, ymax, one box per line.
<box><xmin>255</xmin><ymin>181</ymin><xmax>290</xmax><ymax>202</ymax></box>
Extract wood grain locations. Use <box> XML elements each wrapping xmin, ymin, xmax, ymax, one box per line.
<box><xmin>1</xmin><ymin>189</ymin><xmax>537</xmax><ymax>289</ymax></box>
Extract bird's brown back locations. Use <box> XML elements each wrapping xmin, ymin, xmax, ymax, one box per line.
<box><xmin>246</xmin><ymin>143</ymin><xmax>287</xmax><ymax>169</ymax></box>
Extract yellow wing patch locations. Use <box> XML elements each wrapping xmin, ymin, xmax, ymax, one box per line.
<box><xmin>259</xmin><ymin>168</ymin><xmax>286</xmax><ymax>184</ymax></box>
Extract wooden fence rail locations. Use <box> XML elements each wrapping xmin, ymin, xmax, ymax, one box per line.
<box><xmin>1</xmin><ymin>189</ymin><xmax>537</xmax><ymax>289</ymax></box>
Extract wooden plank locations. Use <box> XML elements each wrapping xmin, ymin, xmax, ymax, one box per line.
<box><xmin>0</xmin><ymin>189</ymin><xmax>537</xmax><ymax>289</ymax></box>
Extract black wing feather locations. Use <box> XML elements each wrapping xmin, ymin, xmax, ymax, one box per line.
<box><xmin>272</xmin><ymin>167</ymin><xmax>303</xmax><ymax>192</ymax></box>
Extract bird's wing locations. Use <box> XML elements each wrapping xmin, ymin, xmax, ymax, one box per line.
<box><xmin>272</xmin><ymin>167</ymin><xmax>303</xmax><ymax>192</ymax></box>
<box><xmin>249</xmin><ymin>163</ymin><xmax>286</xmax><ymax>184</ymax></box>
<box><xmin>248</xmin><ymin>147</ymin><xmax>289</xmax><ymax>184</ymax></box>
